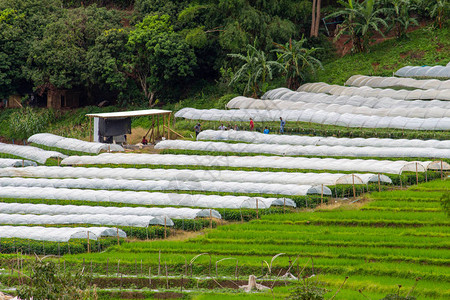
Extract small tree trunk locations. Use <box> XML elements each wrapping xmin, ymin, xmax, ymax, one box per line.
<box><xmin>310</xmin><ymin>0</ymin><xmax>317</xmax><ymax>37</ymax></box>
<box><xmin>314</xmin><ymin>0</ymin><xmax>321</xmax><ymax>37</ymax></box>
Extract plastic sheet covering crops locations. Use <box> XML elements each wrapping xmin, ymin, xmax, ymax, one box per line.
<box><xmin>28</xmin><ymin>133</ymin><xmax>124</xmax><ymax>154</ymax></box>
<box><xmin>0</xmin><ymin>202</ymin><xmax>221</xmax><ymax>220</ymax></box>
<box><xmin>395</xmin><ymin>64</ymin><xmax>450</xmax><ymax>79</ymax></box>
<box><xmin>0</xmin><ymin>158</ymin><xmax>37</xmax><ymax>167</ymax></box>
<box><xmin>198</xmin><ymin>130</ymin><xmax>450</xmax><ymax>149</ymax></box>
<box><xmin>0</xmin><ymin>226</ymin><xmax>126</xmax><ymax>242</ymax></box>
<box><xmin>297</xmin><ymin>82</ymin><xmax>450</xmax><ymax>101</ymax></box>
<box><xmin>0</xmin><ymin>177</ymin><xmax>329</xmax><ymax>196</ymax></box>
<box><xmin>61</xmin><ymin>153</ymin><xmax>432</xmax><ymax>175</ymax></box>
<box><xmin>0</xmin><ymin>143</ymin><xmax>67</xmax><ymax>164</ymax></box>
<box><xmin>174</xmin><ymin>108</ymin><xmax>450</xmax><ymax>130</ymax></box>
<box><xmin>0</xmin><ymin>166</ymin><xmax>392</xmax><ymax>186</ymax></box>
<box><xmin>226</xmin><ymin>97</ymin><xmax>450</xmax><ymax>118</ymax></box>
<box><xmin>262</xmin><ymin>88</ymin><xmax>450</xmax><ymax>109</ymax></box>
<box><xmin>156</xmin><ymin>139</ymin><xmax>450</xmax><ymax>159</ymax></box>
<box><xmin>0</xmin><ymin>186</ymin><xmax>296</xmax><ymax>209</ymax></box>
<box><xmin>0</xmin><ymin>213</ymin><xmax>173</xmax><ymax>227</ymax></box>
<box><xmin>345</xmin><ymin>75</ymin><xmax>450</xmax><ymax>90</ymax></box>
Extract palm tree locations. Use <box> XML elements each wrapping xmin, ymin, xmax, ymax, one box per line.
<box><xmin>228</xmin><ymin>43</ymin><xmax>284</xmax><ymax>98</ymax></box>
<box><xmin>329</xmin><ymin>0</ymin><xmax>389</xmax><ymax>53</ymax></box>
<box><xmin>273</xmin><ymin>38</ymin><xmax>323</xmax><ymax>90</ymax></box>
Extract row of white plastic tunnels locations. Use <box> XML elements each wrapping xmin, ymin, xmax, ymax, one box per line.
<box><xmin>0</xmin><ymin>226</ymin><xmax>127</xmax><ymax>242</ymax></box>
<box><xmin>260</xmin><ymin>88</ymin><xmax>450</xmax><ymax>112</ymax></box>
<box><xmin>155</xmin><ymin>139</ymin><xmax>450</xmax><ymax>159</ymax></box>
<box><xmin>297</xmin><ymin>82</ymin><xmax>450</xmax><ymax>101</ymax></box>
<box><xmin>197</xmin><ymin>130</ymin><xmax>450</xmax><ymax>149</ymax></box>
<box><xmin>227</xmin><ymin>97</ymin><xmax>450</xmax><ymax>118</ymax></box>
<box><xmin>0</xmin><ymin>142</ymin><xmax>66</xmax><ymax>164</ymax></box>
<box><xmin>0</xmin><ymin>202</ymin><xmax>221</xmax><ymax>220</ymax></box>
<box><xmin>175</xmin><ymin>108</ymin><xmax>450</xmax><ymax>130</ymax></box>
<box><xmin>28</xmin><ymin>133</ymin><xmax>124</xmax><ymax>154</ymax></box>
<box><xmin>0</xmin><ymin>166</ymin><xmax>393</xmax><ymax>186</ymax></box>
<box><xmin>394</xmin><ymin>63</ymin><xmax>450</xmax><ymax>79</ymax></box>
<box><xmin>59</xmin><ymin>153</ymin><xmax>448</xmax><ymax>175</ymax></box>
<box><xmin>262</xmin><ymin>88</ymin><xmax>450</xmax><ymax>109</ymax></box>
<box><xmin>345</xmin><ymin>75</ymin><xmax>450</xmax><ymax>90</ymax></box>
<box><xmin>0</xmin><ymin>177</ymin><xmax>330</xmax><ymax>196</ymax></box>
<box><xmin>0</xmin><ymin>186</ymin><xmax>297</xmax><ymax>209</ymax></box>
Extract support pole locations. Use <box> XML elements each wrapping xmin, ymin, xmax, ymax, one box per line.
<box><xmin>156</xmin><ymin>114</ymin><xmax>160</xmax><ymax>140</ymax></box>
<box><xmin>321</xmin><ymin>184</ymin><xmax>324</xmax><ymax>205</ymax></box>
<box><xmin>167</xmin><ymin>113</ymin><xmax>171</xmax><ymax>140</ymax></box>
<box><xmin>89</xmin><ymin>117</ymin><xmax>92</xmax><ymax>142</ymax></box>
<box><xmin>162</xmin><ymin>114</ymin><xmax>166</xmax><ymax>139</ymax></box>
<box><xmin>441</xmin><ymin>160</ymin><xmax>444</xmax><ymax>180</ymax></box>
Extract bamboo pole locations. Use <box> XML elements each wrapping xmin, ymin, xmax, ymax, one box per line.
<box><xmin>156</xmin><ymin>114</ymin><xmax>160</xmax><ymax>140</ymax></box>
<box><xmin>321</xmin><ymin>184</ymin><xmax>323</xmax><ymax>205</ymax></box>
<box><xmin>162</xmin><ymin>114</ymin><xmax>166</xmax><ymax>138</ymax></box>
<box><xmin>167</xmin><ymin>113</ymin><xmax>171</xmax><ymax>140</ymax></box>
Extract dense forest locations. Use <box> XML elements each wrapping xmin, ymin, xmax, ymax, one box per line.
<box><xmin>0</xmin><ymin>0</ymin><xmax>447</xmax><ymax>108</ymax></box>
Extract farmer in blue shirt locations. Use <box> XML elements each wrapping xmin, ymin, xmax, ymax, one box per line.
<box><xmin>279</xmin><ymin>117</ymin><xmax>286</xmax><ymax>134</ymax></box>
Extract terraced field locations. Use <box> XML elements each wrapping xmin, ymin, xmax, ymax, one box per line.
<box><xmin>54</xmin><ymin>180</ymin><xmax>449</xmax><ymax>299</ymax></box>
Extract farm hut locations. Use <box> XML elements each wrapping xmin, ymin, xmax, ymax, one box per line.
<box><xmin>86</xmin><ymin>109</ymin><xmax>181</xmax><ymax>144</ymax></box>
<box><xmin>47</xmin><ymin>89</ymin><xmax>80</xmax><ymax>109</ymax></box>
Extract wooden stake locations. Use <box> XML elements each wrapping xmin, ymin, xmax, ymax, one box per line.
<box><xmin>378</xmin><ymin>173</ymin><xmax>381</xmax><ymax>192</ymax></box>
<box><xmin>210</xmin><ymin>209</ymin><xmax>213</xmax><ymax>229</ymax></box>
<box><xmin>165</xmin><ymin>262</ymin><xmax>169</xmax><ymax>289</ymax></box>
<box><xmin>352</xmin><ymin>174</ymin><xmax>356</xmax><ymax>199</ymax></box>
<box><xmin>441</xmin><ymin>160</ymin><xmax>444</xmax><ymax>180</ymax></box>
<box><xmin>162</xmin><ymin>114</ymin><xmax>166</xmax><ymax>138</ymax></box>
<box><xmin>87</xmin><ymin>231</ymin><xmax>90</xmax><ymax>253</ymax></box>
<box><xmin>158</xmin><ymin>250</ymin><xmax>161</xmax><ymax>276</ymax></box>
<box><xmin>164</xmin><ymin>217</ymin><xmax>167</xmax><ymax>239</ymax></box>
<box><xmin>149</xmin><ymin>267</ymin><xmax>152</xmax><ymax>287</ymax></box>
<box><xmin>117</xmin><ymin>228</ymin><xmax>120</xmax><ymax>245</ymax></box>
<box><xmin>321</xmin><ymin>184</ymin><xmax>324</xmax><ymax>205</ymax></box>
<box><xmin>415</xmin><ymin>162</ymin><xmax>419</xmax><ymax>185</ymax></box>
<box><xmin>256</xmin><ymin>198</ymin><xmax>259</xmax><ymax>219</ymax></box>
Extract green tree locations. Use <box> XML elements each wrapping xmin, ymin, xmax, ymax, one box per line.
<box><xmin>274</xmin><ymin>38</ymin><xmax>323</xmax><ymax>90</ymax></box>
<box><xmin>24</xmin><ymin>5</ymin><xmax>122</xmax><ymax>94</ymax></box>
<box><xmin>126</xmin><ymin>14</ymin><xmax>197</xmax><ymax>107</ymax></box>
<box><xmin>229</xmin><ymin>43</ymin><xmax>284</xmax><ymax>97</ymax></box>
<box><xmin>330</xmin><ymin>0</ymin><xmax>389</xmax><ymax>53</ymax></box>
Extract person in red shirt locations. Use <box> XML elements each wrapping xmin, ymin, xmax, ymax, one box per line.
<box><xmin>249</xmin><ymin>118</ymin><xmax>254</xmax><ymax>131</ymax></box>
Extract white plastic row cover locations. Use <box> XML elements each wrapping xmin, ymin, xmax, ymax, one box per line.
<box><xmin>0</xmin><ymin>186</ymin><xmax>296</xmax><ymax>209</ymax></box>
<box><xmin>0</xmin><ymin>213</ymin><xmax>174</xmax><ymax>227</ymax></box>
<box><xmin>0</xmin><ymin>166</ymin><xmax>392</xmax><ymax>186</ymax></box>
<box><xmin>198</xmin><ymin>130</ymin><xmax>450</xmax><ymax>149</ymax></box>
<box><xmin>174</xmin><ymin>108</ymin><xmax>450</xmax><ymax>130</ymax></box>
<box><xmin>156</xmin><ymin>139</ymin><xmax>450</xmax><ymax>159</ymax></box>
<box><xmin>345</xmin><ymin>75</ymin><xmax>450</xmax><ymax>90</ymax></box>
<box><xmin>229</xmin><ymin>97</ymin><xmax>450</xmax><ymax>118</ymax></box>
<box><xmin>28</xmin><ymin>133</ymin><xmax>124</xmax><ymax>154</ymax></box>
<box><xmin>0</xmin><ymin>226</ymin><xmax>126</xmax><ymax>242</ymax></box>
<box><xmin>61</xmin><ymin>153</ymin><xmax>432</xmax><ymax>175</ymax></box>
<box><xmin>297</xmin><ymin>82</ymin><xmax>450</xmax><ymax>101</ymax></box>
<box><xmin>0</xmin><ymin>202</ymin><xmax>221</xmax><ymax>220</ymax></box>
<box><xmin>263</xmin><ymin>88</ymin><xmax>450</xmax><ymax>108</ymax></box>
<box><xmin>395</xmin><ymin>64</ymin><xmax>450</xmax><ymax>79</ymax></box>
<box><xmin>0</xmin><ymin>177</ymin><xmax>329</xmax><ymax>196</ymax></box>
<box><xmin>0</xmin><ymin>158</ymin><xmax>37</xmax><ymax>168</ymax></box>
<box><xmin>0</xmin><ymin>142</ymin><xmax>67</xmax><ymax>164</ymax></box>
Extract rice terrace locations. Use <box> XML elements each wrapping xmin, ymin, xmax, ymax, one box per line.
<box><xmin>0</xmin><ymin>0</ymin><xmax>449</xmax><ymax>299</ymax></box>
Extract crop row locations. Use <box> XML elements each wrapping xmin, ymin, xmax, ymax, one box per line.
<box><xmin>177</xmin><ymin>119</ymin><xmax>450</xmax><ymax>140</ymax></box>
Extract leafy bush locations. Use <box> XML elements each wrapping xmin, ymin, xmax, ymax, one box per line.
<box><xmin>286</xmin><ymin>278</ymin><xmax>328</xmax><ymax>300</ymax></box>
<box><xmin>17</xmin><ymin>260</ymin><xmax>95</xmax><ymax>300</ymax></box>
<box><xmin>8</xmin><ymin>107</ymin><xmax>54</xmax><ymax>140</ymax></box>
